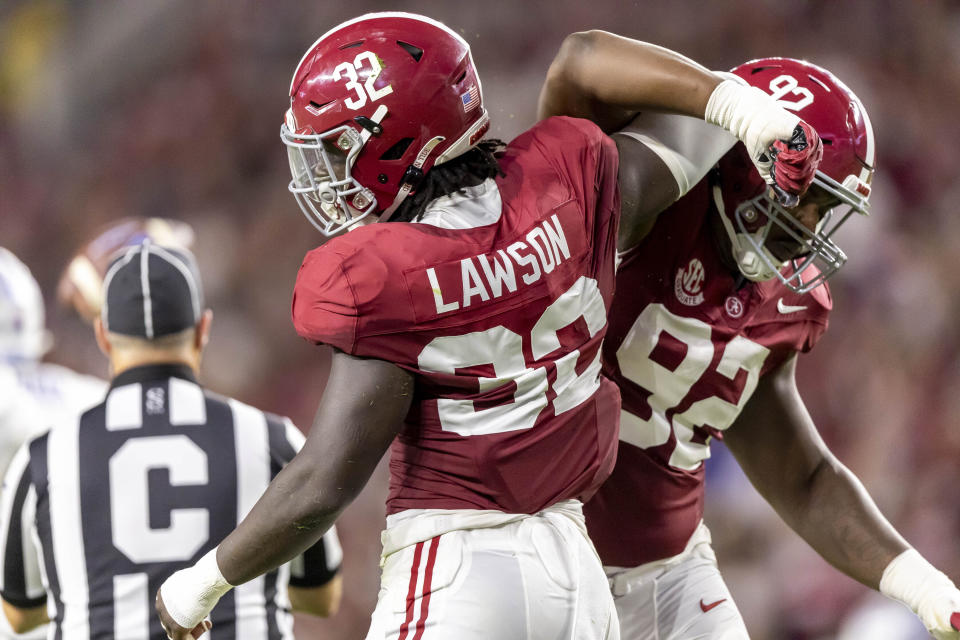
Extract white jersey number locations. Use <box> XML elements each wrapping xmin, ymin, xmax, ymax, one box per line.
<box><xmin>109</xmin><ymin>435</ymin><xmax>210</xmax><ymax>563</ymax></box>
<box><xmin>419</xmin><ymin>276</ymin><xmax>607</xmax><ymax>436</ymax></box>
<box><xmin>615</xmin><ymin>303</ymin><xmax>770</xmax><ymax>470</ymax></box>
<box><xmin>768</xmin><ymin>74</ymin><xmax>814</xmax><ymax>111</ymax></box>
<box><xmin>333</xmin><ymin>51</ymin><xmax>394</xmax><ymax>111</ymax></box>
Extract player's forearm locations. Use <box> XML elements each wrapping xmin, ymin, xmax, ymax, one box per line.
<box><xmin>216</xmin><ymin>455</ymin><xmax>350</xmax><ymax>586</ymax></box>
<box><xmin>786</xmin><ymin>459</ymin><xmax>960</xmax><ymax>635</ymax></box>
<box><xmin>773</xmin><ymin>454</ymin><xmax>908</xmax><ymax>589</ymax></box>
<box><xmin>537</xmin><ymin>30</ymin><xmax>721</xmax><ymax>130</ymax></box>
<box><xmin>157</xmin><ymin>457</ymin><xmax>354</xmax><ymax>631</ymax></box>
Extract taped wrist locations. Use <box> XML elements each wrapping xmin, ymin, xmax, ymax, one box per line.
<box><xmin>160</xmin><ymin>548</ymin><xmax>233</xmax><ymax>629</ymax></box>
<box><xmin>704</xmin><ymin>79</ymin><xmax>799</xmax><ymax>166</ymax></box>
<box><xmin>880</xmin><ymin>549</ymin><xmax>955</xmax><ymax>621</ymax></box>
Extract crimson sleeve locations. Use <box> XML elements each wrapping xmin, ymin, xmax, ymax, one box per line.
<box><xmin>291</xmin><ymin>246</ymin><xmax>359</xmax><ymax>354</ymax></box>
<box><xmin>532</xmin><ymin>118</ymin><xmax>620</xmax><ymax>220</ymax></box>
<box><xmin>531</xmin><ymin>116</ymin><xmax>620</xmax><ymax>294</ymax></box>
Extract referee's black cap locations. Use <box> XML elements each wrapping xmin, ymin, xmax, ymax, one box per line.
<box><xmin>101</xmin><ymin>241</ymin><xmax>204</xmax><ymax>339</ymax></box>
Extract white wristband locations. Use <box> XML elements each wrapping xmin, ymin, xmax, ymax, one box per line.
<box><xmin>704</xmin><ymin>79</ymin><xmax>799</xmax><ymax>182</ymax></box>
<box><xmin>880</xmin><ymin>548</ymin><xmax>959</xmax><ymax>634</ymax></box>
<box><xmin>160</xmin><ymin>548</ymin><xmax>234</xmax><ymax>629</ymax></box>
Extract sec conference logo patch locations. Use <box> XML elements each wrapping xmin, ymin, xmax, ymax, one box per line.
<box><xmin>675</xmin><ymin>258</ymin><xmax>705</xmax><ymax>306</ymax></box>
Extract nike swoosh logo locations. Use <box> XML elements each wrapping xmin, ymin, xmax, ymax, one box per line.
<box><xmin>777</xmin><ymin>298</ymin><xmax>807</xmax><ymax>314</ymax></box>
<box><xmin>700</xmin><ymin>598</ymin><xmax>727</xmax><ymax>613</ymax></box>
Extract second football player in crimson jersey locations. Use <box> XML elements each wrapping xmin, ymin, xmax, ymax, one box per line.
<box><xmin>540</xmin><ymin>38</ymin><xmax>960</xmax><ymax>640</ymax></box>
<box><xmin>156</xmin><ymin>15</ymin><xmax>821</xmax><ymax>639</ymax></box>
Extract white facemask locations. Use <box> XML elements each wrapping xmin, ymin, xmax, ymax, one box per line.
<box><xmin>711</xmin><ymin>184</ymin><xmax>785</xmax><ymax>283</ymax></box>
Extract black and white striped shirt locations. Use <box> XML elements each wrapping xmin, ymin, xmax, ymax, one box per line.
<box><xmin>0</xmin><ymin>364</ymin><xmax>341</xmax><ymax>640</ymax></box>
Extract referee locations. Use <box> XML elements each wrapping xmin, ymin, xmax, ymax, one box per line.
<box><xmin>0</xmin><ymin>241</ymin><xmax>342</xmax><ymax>639</ymax></box>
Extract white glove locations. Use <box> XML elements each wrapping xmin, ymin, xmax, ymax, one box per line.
<box><xmin>704</xmin><ymin>79</ymin><xmax>800</xmax><ymax>188</ymax></box>
<box><xmin>159</xmin><ymin>548</ymin><xmax>233</xmax><ymax>631</ymax></box>
<box><xmin>880</xmin><ymin>549</ymin><xmax>960</xmax><ymax>639</ymax></box>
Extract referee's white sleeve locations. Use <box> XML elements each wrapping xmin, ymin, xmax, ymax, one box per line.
<box><xmin>0</xmin><ymin>443</ymin><xmax>45</xmax><ymax>607</ymax></box>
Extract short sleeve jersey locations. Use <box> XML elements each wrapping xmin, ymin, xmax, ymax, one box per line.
<box><xmin>293</xmin><ymin>117</ymin><xmax>621</xmax><ymax>515</ymax></box>
<box><xmin>585</xmin><ymin>180</ymin><xmax>832</xmax><ymax>567</ymax></box>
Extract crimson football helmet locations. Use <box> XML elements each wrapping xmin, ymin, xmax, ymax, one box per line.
<box><xmin>714</xmin><ymin>58</ymin><xmax>875</xmax><ymax>293</ymax></box>
<box><xmin>281</xmin><ymin>12</ymin><xmax>491</xmax><ymax>236</ymax></box>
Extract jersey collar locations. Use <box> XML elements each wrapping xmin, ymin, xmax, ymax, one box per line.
<box><xmin>110</xmin><ymin>363</ymin><xmax>198</xmax><ymax>390</ymax></box>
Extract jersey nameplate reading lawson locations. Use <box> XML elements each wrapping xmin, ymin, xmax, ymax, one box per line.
<box><xmin>406</xmin><ymin>205</ymin><xmax>586</xmax><ymax>323</ymax></box>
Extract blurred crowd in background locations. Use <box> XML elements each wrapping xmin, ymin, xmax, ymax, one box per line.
<box><xmin>2</xmin><ymin>1</ymin><xmax>958</xmax><ymax>638</ymax></box>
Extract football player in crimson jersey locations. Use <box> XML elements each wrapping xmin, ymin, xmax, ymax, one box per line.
<box><xmin>156</xmin><ymin>16</ymin><xmax>821</xmax><ymax>640</ymax></box>
<box><xmin>540</xmin><ymin>39</ymin><xmax>960</xmax><ymax>640</ymax></box>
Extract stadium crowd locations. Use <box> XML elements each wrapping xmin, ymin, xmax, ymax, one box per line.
<box><xmin>1</xmin><ymin>1</ymin><xmax>958</xmax><ymax>637</ymax></box>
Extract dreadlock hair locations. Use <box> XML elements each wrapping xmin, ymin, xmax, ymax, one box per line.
<box><xmin>390</xmin><ymin>139</ymin><xmax>506</xmax><ymax>223</ymax></box>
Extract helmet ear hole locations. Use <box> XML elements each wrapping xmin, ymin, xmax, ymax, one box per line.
<box><xmin>380</xmin><ymin>138</ymin><xmax>414</xmax><ymax>161</ymax></box>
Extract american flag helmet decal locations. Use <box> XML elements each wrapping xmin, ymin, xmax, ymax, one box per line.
<box><xmin>460</xmin><ymin>85</ymin><xmax>479</xmax><ymax>112</ymax></box>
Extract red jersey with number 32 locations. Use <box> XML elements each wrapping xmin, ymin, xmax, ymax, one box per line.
<box><xmin>585</xmin><ymin>180</ymin><xmax>831</xmax><ymax>567</ymax></box>
<box><xmin>292</xmin><ymin>117</ymin><xmax>621</xmax><ymax>515</ymax></box>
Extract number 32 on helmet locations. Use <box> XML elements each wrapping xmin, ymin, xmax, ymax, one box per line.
<box><xmin>280</xmin><ymin>12</ymin><xmax>491</xmax><ymax>236</ymax></box>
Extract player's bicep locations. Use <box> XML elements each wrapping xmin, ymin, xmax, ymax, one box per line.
<box><xmin>614</xmin><ymin>112</ymin><xmax>738</xmax><ymax>252</ymax></box>
<box><xmin>724</xmin><ymin>354</ymin><xmax>831</xmax><ymax>507</ymax></box>
<box><xmin>537</xmin><ymin>31</ymin><xmax>635</xmax><ymax>130</ymax></box>
<box><xmin>297</xmin><ymin>350</ymin><xmax>413</xmax><ymax>501</ymax></box>
<box><xmin>614</xmin><ymin>134</ymin><xmax>679</xmax><ymax>252</ymax></box>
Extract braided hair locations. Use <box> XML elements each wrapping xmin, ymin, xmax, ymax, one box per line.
<box><xmin>390</xmin><ymin>140</ymin><xmax>506</xmax><ymax>223</ymax></box>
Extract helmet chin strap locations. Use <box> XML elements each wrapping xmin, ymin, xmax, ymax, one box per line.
<box><xmin>379</xmin><ymin>135</ymin><xmax>445</xmax><ymax>221</ymax></box>
<box><xmin>351</xmin><ymin>105</ymin><xmax>388</xmax><ymax>169</ymax></box>
<box><xmin>711</xmin><ymin>184</ymin><xmax>782</xmax><ymax>282</ymax></box>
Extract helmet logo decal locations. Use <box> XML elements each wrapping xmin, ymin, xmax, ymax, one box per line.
<box><xmin>675</xmin><ymin>258</ymin><xmax>706</xmax><ymax>306</ymax></box>
<box><xmin>333</xmin><ymin>51</ymin><xmax>394</xmax><ymax>111</ymax></box>
<box><xmin>768</xmin><ymin>75</ymin><xmax>814</xmax><ymax>111</ymax></box>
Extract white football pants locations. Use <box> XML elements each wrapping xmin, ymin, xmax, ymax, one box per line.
<box><xmin>606</xmin><ymin>523</ymin><xmax>749</xmax><ymax>640</ymax></box>
<box><xmin>366</xmin><ymin>502</ymin><xmax>619</xmax><ymax>639</ymax></box>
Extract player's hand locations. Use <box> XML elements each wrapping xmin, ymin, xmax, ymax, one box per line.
<box><xmin>914</xmin><ymin>586</ymin><xmax>960</xmax><ymax>639</ymax></box>
<box><xmin>767</xmin><ymin>121</ymin><xmax>823</xmax><ymax>207</ymax></box>
<box><xmin>704</xmin><ymin>79</ymin><xmax>822</xmax><ymax>205</ymax></box>
<box><xmin>881</xmin><ymin>550</ymin><xmax>960</xmax><ymax>640</ymax></box>
<box><xmin>155</xmin><ymin>589</ymin><xmax>211</xmax><ymax>640</ymax></box>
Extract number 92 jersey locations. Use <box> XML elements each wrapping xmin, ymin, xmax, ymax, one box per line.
<box><xmin>585</xmin><ymin>180</ymin><xmax>832</xmax><ymax>568</ymax></box>
<box><xmin>292</xmin><ymin>117</ymin><xmax>621</xmax><ymax>516</ymax></box>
